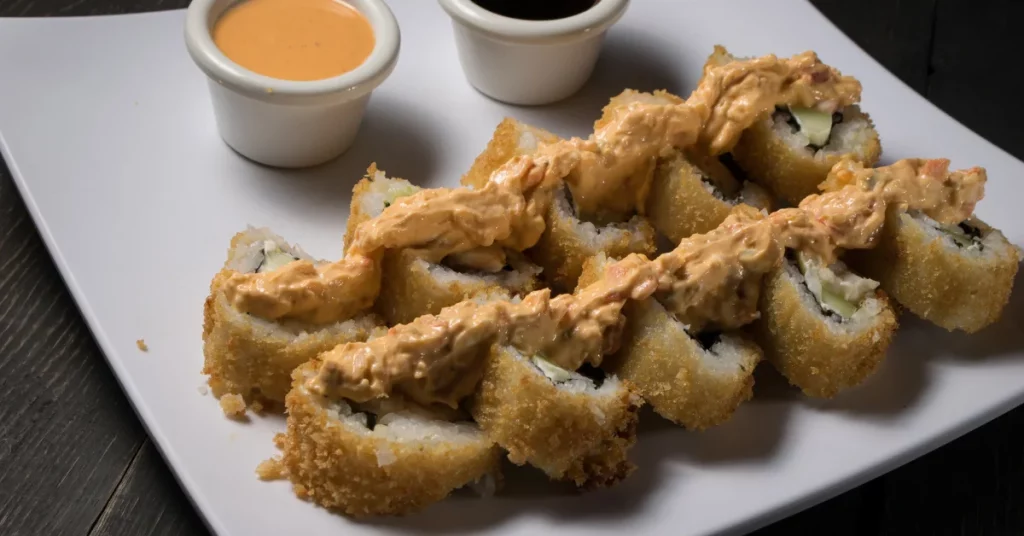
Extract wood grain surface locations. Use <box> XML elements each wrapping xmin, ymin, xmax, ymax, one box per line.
<box><xmin>0</xmin><ymin>1</ymin><xmax>1020</xmax><ymax>535</ymax></box>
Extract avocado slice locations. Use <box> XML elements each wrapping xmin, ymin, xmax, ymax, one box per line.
<box><xmin>789</xmin><ymin>106</ymin><xmax>834</xmax><ymax>147</ymax></box>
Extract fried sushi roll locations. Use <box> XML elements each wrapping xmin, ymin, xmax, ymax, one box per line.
<box><xmin>274</xmin><ymin>362</ymin><xmax>502</xmax><ymax>518</ymax></box>
<box><xmin>705</xmin><ymin>47</ymin><xmax>881</xmax><ymax>206</ymax></box>
<box><xmin>752</xmin><ymin>252</ymin><xmax>898</xmax><ymax>398</ymax></box>
<box><xmin>470</xmin><ymin>345</ymin><xmax>642</xmax><ymax>489</ymax></box>
<box><xmin>461</xmin><ymin>117</ymin><xmax>560</xmax><ymax>190</ymax></box>
<box><xmin>579</xmin><ymin>254</ymin><xmax>761</xmax><ymax>431</ymax></box>
<box><xmin>375</xmin><ymin>247</ymin><xmax>542</xmax><ymax>325</ymax></box>
<box><xmin>528</xmin><ymin>184</ymin><xmax>656</xmax><ymax>292</ymax></box>
<box><xmin>203</xmin><ymin>228</ymin><xmax>381</xmax><ymax>411</ymax></box>
<box><xmin>647</xmin><ymin>152</ymin><xmax>775</xmax><ymax>243</ymax></box>
<box><xmin>348</xmin><ymin>163</ymin><xmax>543</xmax><ymax>324</ymax></box>
<box><xmin>343</xmin><ymin>164</ymin><xmax>421</xmax><ymax>250</ymax></box>
<box><xmin>846</xmin><ymin>211</ymin><xmax>1020</xmax><ymax>333</ymax></box>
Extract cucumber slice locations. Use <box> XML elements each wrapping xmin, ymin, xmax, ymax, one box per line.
<box><xmin>789</xmin><ymin>106</ymin><xmax>833</xmax><ymax>147</ymax></box>
<box><xmin>384</xmin><ymin>184</ymin><xmax>421</xmax><ymax>206</ymax></box>
<box><xmin>257</xmin><ymin>248</ymin><xmax>298</xmax><ymax>273</ymax></box>
<box><xmin>820</xmin><ymin>285</ymin><xmax>858</xmax><ymax>318</ymax></box>
<box><xmin>532</xmin><ymin>356</ymin><xmax>573</xmax><ymax>383</ymax></box>
<box><xmin>795</xmin><ymin>252</ymin><xmax>862</xmax><ymax>319</ymax></box>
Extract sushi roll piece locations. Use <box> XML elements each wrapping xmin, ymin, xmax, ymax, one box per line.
<box><xmin>730</xmin><ymin>104</ymin><xmax>882</xmax><ymax>205</ymax></box>
<box><xmin>470</xmin><ymin>345</ymin><xmax>643</xmax><ymax>489</ymax></box>
<box><xmin>527</xmin><ymin>183</ymin><xmax>657</xmax><ymax>292</ymax></box>
<box><xmin>845</xmin><ymin>211</ymin><xmax>1020</xmax><ymax>333</ymax></box>
<box><xmin>345</xmin><ymin>164</ymin><xmax>542</xmax><ymax>324</ymax></box>
<box><xmin>461</xmin><ymin>117</ymin><xmax>561</xmax><ymax>190</ymax></box>
<box><xmin>202</xmin><ymin>227</ymin><xmax>381</xmax><ymax>411</ymax></box>
<box><xmin>343</xmin><ymin>164</ymin><xmax>421</xmax><ymax>251</ymax></box>
<box><xmin>751</xmin><ymin>252</ymin><xmax>898</xmax><ymax>398</ymax></box>
<box><xmin>375</xmin><ymin>247</ymin><xmax>543</xmax><ymax>325</ymax></box>
<box><xmin>273</xmin><ymin>362</ymin><xmax>502</xmax><ymax>517</ymax></box>
<box><xmin>704</xmin><ymin>47</ymin><xmax>881</xmax><ymax>206</ymax></box>
<box><xmin>578</xmin><ymin>254</ymin><xmax>761</xmax><ymax>430</ymax></box>
<box><xmin>647</xmin><ymin>152</ymin><xmax>775</xmax><ymax>243</ymax></box>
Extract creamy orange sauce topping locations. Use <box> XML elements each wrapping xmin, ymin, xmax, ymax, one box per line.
<box><xmin>222</xmin><ymin>47</ymin><xmax>864</xmax><ymax>324</ymax></box>
<box><xmin>693</xmin><ymin>46</ymin><xmax>862</xmax><ymax>156</ymax></box>
<box><xmin>310</xmin><ymin>158</ymin><xmax>986</xmax><ymax>407</ymax></box>
<box><xmin>210</xmin><ymin>46</ymin><xmax>988</xmax><ymax>405</ymax></box>
<box><xmin>213</xmin><ymin>0</ymin><xmax>375</xmax><ymax>82</ymax></box>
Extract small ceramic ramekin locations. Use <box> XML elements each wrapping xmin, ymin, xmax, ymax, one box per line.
<box><xmin>438</xmin><ymin>0</ymin><xmax>629</xmax><ymax>106</ymax></box>
<box><xmin>185</xmin><ymin>0</ymin><xmax>400</xmax><ymax>168</ymax></box>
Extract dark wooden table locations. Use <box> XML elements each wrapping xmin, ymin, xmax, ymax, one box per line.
<box><xmin>1</xmin><ymin>1</ymin><xmax>1022</xmax><ymax>535</ymax></box>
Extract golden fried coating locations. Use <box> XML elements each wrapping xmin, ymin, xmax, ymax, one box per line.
<box><xmin>527</xmin><ymin>186</ymin><xmax>656</xmax><ymax>292</ymax></box>
<box><xmin>461</xmin><ymin>118</ymin><xmax>560</xmax><ymax>190</ymax></box>
<box><xmin>751</xmin><ymin>263</ymin><xmax>898</xmax><ymax>398</ymax></box>
<box><xmin>608</xmin><ymin>298</ymin><xmax>760</xmax><ymax>430</ymax></box>
<box><xmin>470</xmin><ymin>346</ymin><xmax>642</xmax><ymax>489</ymax></box>
<box><xmin>374</xmin><ymin>248</ymin><xmax>540</xmax><ymax>325</ymax></box>
<box><xmin>647</xmin><ymin>154</ymin><xmax>741</xmax><ymax>243</ymax></box>
<box><xmin>279</xmin><ymin>363</ymin><xmax>502</xmax><ymax>517</ymax></box>
<box><xmin>846</xmin><ymin>213</ymin><xmax>1019</xmax><ymax>333</ymax></box>
<box><xmin>202</xmin><ymin>289</ymin><xmax>380</xmax><ymax>409</ymax></box>
<box><xmin>731</xmin><ymin>105</ymin><xmax>881</xmax><ymax>205</ymax></box>
<box><xmin>343</xmin><ymin>169</ymin><xmax>381</xmax><ymax>251</ymax></box>
<box><xmin>578</xmin><ymin>255</ymin><xmax>761</xmax><ymax>430</ymax></box>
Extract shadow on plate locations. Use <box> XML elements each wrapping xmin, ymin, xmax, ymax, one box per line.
<box><xmin>894</xmin><ymin>268</ymin><xmax>1024</xmax><ymax>363</ymax></box>
<box><xmin>237</xmin><ymin>97</ymin><xmax>442</xmax><ymax>219</ymax></box>
<box><xmin>796</xmin><ymin>321</ymin><xmax>934</xmax><ymax>418</ymax></box>
<box><xmin>511</xmin><ymin>28</ymin><xmax>697</xmax><ymax>134</ymax></box>
<box><xmin>361</xmin><ymin>366</ymin><xmax>793</xmax><ymax>534</ymax></box>
<box><xmin>793</xmin><ymin>268</ymin><xmax>1024</xmax><ymax>417</ymax></box>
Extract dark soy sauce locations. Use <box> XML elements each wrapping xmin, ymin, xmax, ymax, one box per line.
<box><xmin>471</xmin><ymin>0</ymin><xmax>598</xmax><ymax>21</ymax></box>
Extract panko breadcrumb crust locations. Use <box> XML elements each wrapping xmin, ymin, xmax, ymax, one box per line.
<box><xmin>279</xmin><ymin>363</ymin><xmax>502</xmax><ymax>517</ymax></box>
<box><xmin>579</xmin><ymin>257</ymin><xmax>761</xmax><ymax>431</ymax></box>
<box><xmin>343</xmin><ymin>164</ymin><xmax>386</xmax><ymax>250</ymax></box>
<box><xmin>202</xmin><ymin>232</ymin><xmax>381</xmax><ymax>411</ymax></box>
<box><xmin>846</xmin><ymin>213</ymin><xmax>1019</xmax><ymax>333</ymax></box>
<box><xmin>731</xmin><ymin>105</ymin><xmax>881</xmax><ymax>205</ymax></box>
<box><xmin>460</xmin><ymin>118</ymin><xmax>561</xmax><ymax>190</ymax></box>
<box><xmin>609</xmin><ymin>299</ymin><xmax>760</xmax><ymax>431</ymax></box>
<box><xmin>470</xmin><ymin>346</ymin><xmax>642</xmax><ymax>489</ymax></box>
<box><xmin>647</xmin><ymin>154</ymin><xmax>742</xmax><ymax>243</ymax></box>
<box><xmin>202</xmin><ymin>289</ymin><xmax>380</xmax><ymax>410</ymax></box>
<box><xmin>751</xmin><ymin>264</ymin><xmax>899</xmax><ymax>398</ymax></box>
<box><xmin>374</xmin><ymin>248</ymin><xmax>540</xmax><ymax>325</ymax></box>
<box><xmin>528</xmin><ymin>187</ymin><xmax>657</xmax><ymax>292</ymax></box>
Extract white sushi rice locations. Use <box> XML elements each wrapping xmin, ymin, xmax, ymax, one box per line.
<box><xmin>554</xmin><ymin>185</ymin><xmax>652</xmax><ymax>251</ymax></box>
<box><xmin>517</xmin><ymin>127</ymin><xmax>546</xmax><ymax>153</ymax></box>
<box><xmin>423</xmin><ymin>255</ymin><xmax>542</xmax><ymax>290</ymax></box>
<box><xmin>648</xmin><ymin>297</ymin><xmax>758</xmax><ymax>375</ymax></box>
<box><xmin>359</xmin><ymin>172</ymin><xmax>421</xmax><ymax>219</ymax></box>
<box><xmin>505</xmin><ymin>346</ymin><xmax>626</xmax><ymax>426</ymax></box>
<box><xmin>219</xmin><ymin>228</ymin><xmax>380</xmax><ymax>338</ymax></box>
<box><xmin>312</xmin><ymin>389</ymin><xmax>487</xmax><ymax>448</ymax></box>
<box><xmin>910</xmin><ymin>211</ymin><xmax>1006</xmax><ymax>256</ymax></box>
<box><xmin>771</xmin><ymin>106</ymin><xmax>876</xmax><ymax>161</ymax></box>
<box><xmin>226</xmin><ymin>226</ymin><xmax>314</xmax><ymax>273</ymax></box>
<box><xmin>783</xmin><ymin>258</ymin><xmax>884</xmax><ymax>333</ymax></box>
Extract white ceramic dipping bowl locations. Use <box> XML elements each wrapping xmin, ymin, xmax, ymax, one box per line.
<box><xmin>185</xmin><ymin>0</ymin><xmax>400</xmax><ymax>168</ymax></box>
<box><xmin>439</xmin><ymin>0</ymin><xmax>629</xmax><ymax>106</ymax></box>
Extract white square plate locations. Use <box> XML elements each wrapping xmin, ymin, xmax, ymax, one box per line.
<box><xmin>1</xmin><ymin>1</ymin><xmax>1022</xmax><ymax>534</ymax></box>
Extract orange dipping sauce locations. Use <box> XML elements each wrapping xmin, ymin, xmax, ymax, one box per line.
<box><xmin>213</xmin><ymin>0</ymin><xmax>375</xmax><ymax>82</ymax></box>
